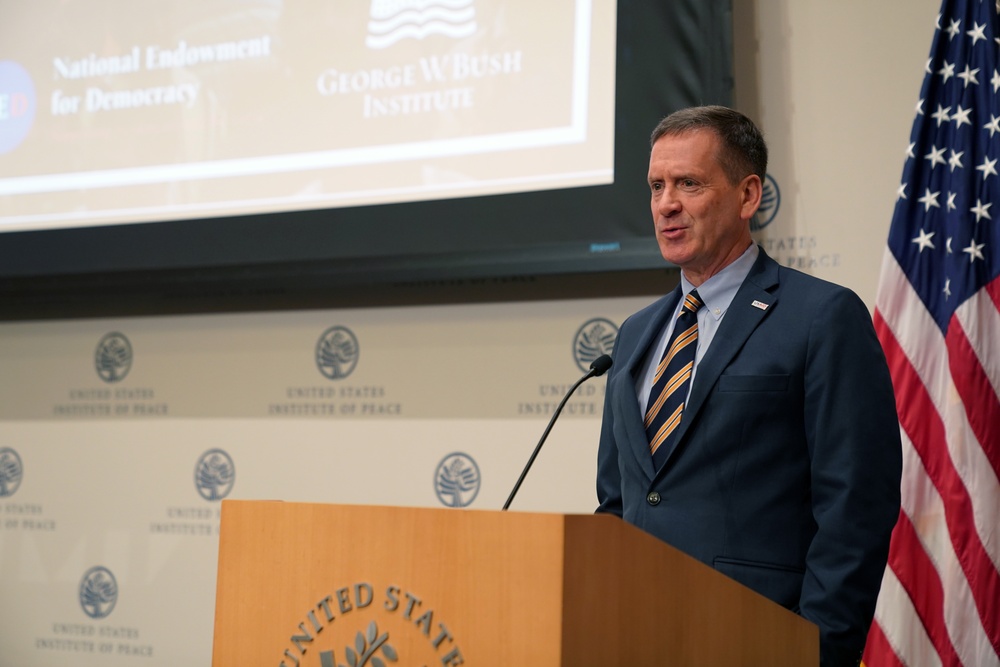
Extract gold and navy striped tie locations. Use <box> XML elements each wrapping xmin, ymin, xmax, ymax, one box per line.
<box><xmin>645</xmin><ymin>290</ymin><xmax>703</xmax><ymax>468</ymax></box>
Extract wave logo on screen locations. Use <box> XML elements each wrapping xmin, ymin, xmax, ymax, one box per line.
<box><xmin>366</xmin><ymin>0</ymin><xmax>477</xmax><ymax>49</ymax></box>
<box><xmin>316</xmin><ymin>326</ymin><xmax>360</xmax><ymax>380</ymax></box>
<box><xmin>0</xmin><ymin>61</ymin><xmax>36</xmax><ymax>154</ymax></box>
<box><xmin>434</xmin><ymin>452</ymin><xmax>480</xmax><ymax>508</ymax></box>
<box><xmin>95</xmin><ymin>332</ymin><xmax>133</xmax><ymax>383</ymax></box>
<box><xmin>751</xmin><ymin>173</ymin><xmax>781</xmax><ymax>232</ymax></box>
<box><xmin>573</xmin><ymin>318</ymin><xmax>619</xmax><ymax>373</ymax></box>
<box><xmin>195</xmin><ymin>448</ymin><xmax>236</xmax><ymax>501</ymax></box>
<box><xmin>0</xmin><ymin>447</ymin><xmax>24</xmax><ymax>498</ymax></box>
<box><xmin>79</xmin><ymin>566</ymin><xmax>118</xmax><ymax>619</ymax></box>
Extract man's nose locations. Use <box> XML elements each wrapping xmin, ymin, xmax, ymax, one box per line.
<box><xmin>655</xmin><ymin>189</ymin><xmax>681</xmax><ymax>216</ymax></box>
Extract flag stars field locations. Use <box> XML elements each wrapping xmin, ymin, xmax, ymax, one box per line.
<box><xmin>946</xmin><ymin>18</ymin><xmax>961</xmax><ymax>39</ymax></box>
<box><xmin>970</xmin><ymin>198</ymin><xmax>992</xmax><ymax>221</ymax></box>
<box><xmin>962</xmin><ymin>238</ymin><xmax>986</xmax><ymax>262</ymax></box>
<box><xmin>913</xmin><ymin>229</ymin><xmax>937</xmax><ymax>251</ymax></box>
<box><xmin>985</xmin><ymin>113</ymin><xmax>1000</xmax><ymax>135</ymax></box>
<box><xmin>919</xmin><ymin>188</ymin><xmax>942</xmax><ymax>211</ymax></box>
<box><xmin>958</xmin><ymin>64</ymin><xmax>980</xmax><ymax>86</ymax></box>
<box><xmin>926</xmin><ymin>145</ymin><xmax>947</xmax><ymax>166</ymax></box>
<box><xmin>949</xmin><ymin>149</ymin><xmax>966</xmax><ymax>170</ymax></box>
<box><xmin>976</xmin><ymin>155</ymin><xmax>998</xmax><ymax>179</ymax></box>
<box><xmin>952</xmin><ymin>105</ymin><xmax>973</xmax><ymax>127</ymax></box>
<box><xmin>967</xmin><ymin>21</ymin><xmax>988</xmax><ymax>45</ymax></box>
<box><xmin>939</xmin><ymin>60</ymin><xmax>956</xmax><ymax>82</ymax></box>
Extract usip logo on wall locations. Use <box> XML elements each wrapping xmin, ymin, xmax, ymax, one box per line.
<box><xmin>195</xmin><ymin>448</ymin><xmax>235</xmax><ymax>501</ymax></box>
<box><xmin>79</xmin><ymin>566</ymin><xmax>118</xmax><ymax>619</ymax></box>
<box><xmin>0</xmin><ymin>447</ymin><xmax>23</xmax><ymax>497</ymax></box>
<box><xmin>573</xmin><ymin>318</ymin><xmax>618</xmax><ymax>373</ymax></box>
<box><xmin>434</xmin><ymin>452</ymin><xmax>480</xmax><ymax>508</ymax></box>
<box><xmin>751</xmin><ymin>173</ymin><xmax>781</xmax><ymax>232</ymax></box>
<box><xmin>366</xmin><ymin>0</ymin><xmax>477</xmax><ymax>49</ymax></box>
<box><xmin>316</xmin><ymin>326</ymin><xmax>360</xmax><ymax>380</ymax></box>
<box><xmin>94</xmin><ymin>332</ymin><xmax>133</xmax><ymax>383</ymax></box>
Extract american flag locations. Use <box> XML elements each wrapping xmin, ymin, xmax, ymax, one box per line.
<box><xmin>863</xmin><ymin>1</ymin><xmax>1000</xmax><ymax>666</ymax></box>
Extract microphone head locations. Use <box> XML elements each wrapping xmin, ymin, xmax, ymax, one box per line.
<box><xmin>589</xmin><ymin>354</ymin><xmax>613</xmax><ymax>376</ymax></box>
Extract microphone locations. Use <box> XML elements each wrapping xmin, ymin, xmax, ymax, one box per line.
<box><xmin>501</xmin><ymin>354</ymin><xmax>613</xmax><ymax>511</ymax></box>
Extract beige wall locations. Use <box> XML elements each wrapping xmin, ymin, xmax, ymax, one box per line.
<box><xmin>736</xmin><ymin>0</ymin><xmax>938</xmax><ymax>307</ymax></box>
<box><xmin>0</xmin><ymin>1</ymin><xmax>942</xmax><ymax>664</ymax></box>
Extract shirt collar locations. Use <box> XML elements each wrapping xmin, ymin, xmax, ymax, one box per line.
<box><xmin>680</xmin><ymin>243</ymin><xmax>759</xmax><ymax>321</ymax></box>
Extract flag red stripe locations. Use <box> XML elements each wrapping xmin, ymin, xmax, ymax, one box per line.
<box><xmin>875</xmin><ymin>314</ymin><xmax>1000</xmax><ymax>655</ymax></box>
<box><xmin>886</xmin><ymin>510</ymin><xmax>961</xmax><ymax>666</ymax></box>
<box><xmin>946</xmin><ymin>319</ymin><xmax>1000</xmax><ymax>481</ymax></box>
<box><xmin>863</xmin><ymin>619</ymin><xmax>907</xmax><ymax>667</ymax></box>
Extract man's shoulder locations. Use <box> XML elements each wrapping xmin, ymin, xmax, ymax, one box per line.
<box><xmin>623</xmin><ymin>292</ymin><xmax>676</xmax><ymax>329</ymax></box>
<box><xmin>613</xmin><ymin>292</ymin><xmax>677</xmax><ymax>357</ymax></box>
<box><xmin>760</xmin><ymin>256</ymin><xmax>864</xmax><ymax>304</ymax></box>
<box><xmin>760</xmin><ymin>262</ymin><xmax>875</xmax><ymax>333</ymax></box>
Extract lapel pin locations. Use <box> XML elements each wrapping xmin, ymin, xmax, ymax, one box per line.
<box><xmin>751</xmin><ymin>300</ymin><xmax>770</xmax><ymax>311</ymax></box>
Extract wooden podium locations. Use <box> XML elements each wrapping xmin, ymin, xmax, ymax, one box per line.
<box><xmin>212</xmin><ymin>501</ymin><xmax>817</xmax><ymax>666</ymax></box>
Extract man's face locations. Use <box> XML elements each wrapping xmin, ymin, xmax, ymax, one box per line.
<box><xmin>647</xmin><ymin>129</ymin><xmax>760</xmax><ymax>285</ymax></box>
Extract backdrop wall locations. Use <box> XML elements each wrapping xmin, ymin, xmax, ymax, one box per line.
<box><xmin>0</xmin><ymin>0</ymin><xmax>939</xmax><ymax>664</ymax></box>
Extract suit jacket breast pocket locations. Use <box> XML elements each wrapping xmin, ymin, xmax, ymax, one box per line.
<box><xmin>717</xmin><ymin>374</ymin><xmax>790</xmax><ymax>392</ymax></box>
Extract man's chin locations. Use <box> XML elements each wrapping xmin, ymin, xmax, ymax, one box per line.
<box><xmin>656</xmin><ymin>245</ymin><xmax>693</xmax><ymax>268</ymax></box>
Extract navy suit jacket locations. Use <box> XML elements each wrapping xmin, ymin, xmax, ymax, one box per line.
<box><xmin>597</xmin><ymin>247</ymin><xmax>902</xmax><ymax>667</ymax></box>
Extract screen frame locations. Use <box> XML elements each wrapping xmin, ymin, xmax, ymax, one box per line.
<box><xmin>0</xmin><ymin>0</ymin><xmax>733</xmax><ymax>320</ymax></box>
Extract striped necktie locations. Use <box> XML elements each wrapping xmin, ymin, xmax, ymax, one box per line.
<box><xmin>645</xmin><ymin>290</ymin><xmax>703</xmax><ymax>468</ymax></box>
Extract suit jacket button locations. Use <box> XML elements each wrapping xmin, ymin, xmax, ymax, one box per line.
<box><xmin>646</xmin><ymin>492</ymin><xmax>661</xmax><ymax>506</ymax></box>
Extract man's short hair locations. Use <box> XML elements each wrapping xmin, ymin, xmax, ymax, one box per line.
<box><xmin>650</xmin><ymin>105</ymin><xmax>768</xmax><ymax>185</ymax></box>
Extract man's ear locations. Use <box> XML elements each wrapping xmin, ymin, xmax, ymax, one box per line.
<box><xmin>739</xmin><ymin>174</ymin><xmax>763</xmax><ymax>221</ymax></box>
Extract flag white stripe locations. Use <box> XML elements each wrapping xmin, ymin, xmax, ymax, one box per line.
<box><xmin>955</xmin><ymin>287</ymin><xmax>1000</xmax><ymax>400</ymax></box>
<box><xmin>897</xmin><ymin>429</ymin><xmax>998</xmax><ymax>666</ymax></box>
<box><xmin>873</xmin><ymin>565</ymin><xmax>943</xmax><ymax>667</ymax></box>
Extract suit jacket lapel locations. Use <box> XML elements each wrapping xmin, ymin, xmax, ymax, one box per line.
<box><xmin>656</xmin><ymin>251</ymin><xmax>781</xmax><ymax>472</ymax></box>
<box><xmin>615</xmin><ymin>288</ymin><xmax>682</xmax><ymax>480</ymax></box>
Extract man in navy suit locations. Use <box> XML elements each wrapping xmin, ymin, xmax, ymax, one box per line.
<box><xmin>596</xmin><ymin>106</ymin><xmax>901</xmax><ymax>667</ymax></box>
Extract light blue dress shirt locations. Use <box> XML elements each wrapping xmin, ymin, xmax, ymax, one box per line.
<box><xmin>637</xmin><ymin>243</ymin><xmax>760</xmax><ymax>415</ymax></box>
